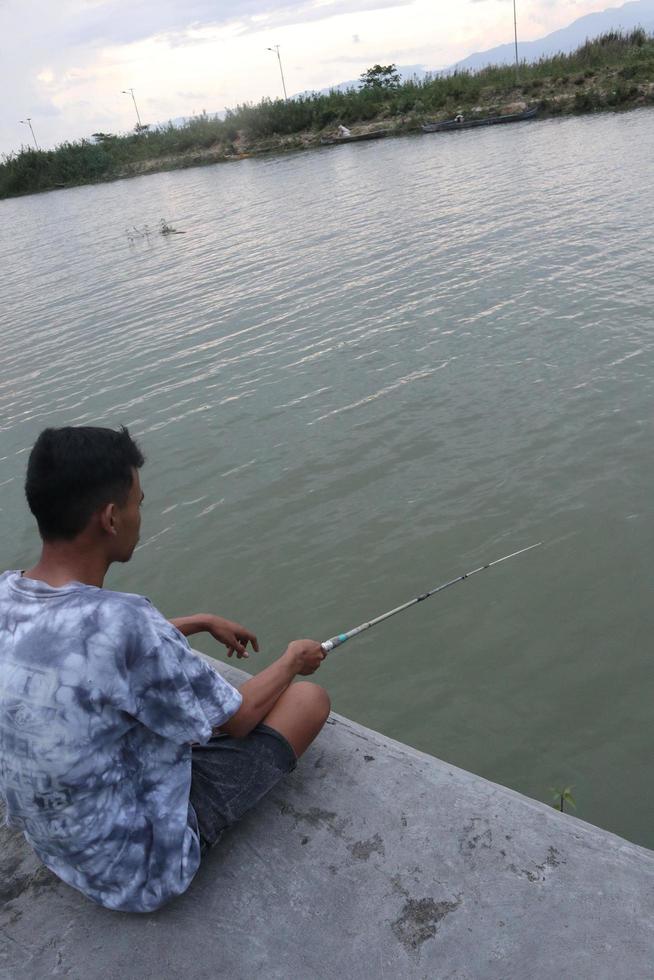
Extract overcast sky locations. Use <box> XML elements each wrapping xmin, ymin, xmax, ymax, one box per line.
<box><xmin>1</xmin><ymin>0</ymin><xmax>612</xmax><ymax>155</ymax></box>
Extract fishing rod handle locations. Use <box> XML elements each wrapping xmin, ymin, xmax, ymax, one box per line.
<box><xmin>321</xmin><ymin>634</ymin><xmax>348</xmax><ymax>653</ymax></box>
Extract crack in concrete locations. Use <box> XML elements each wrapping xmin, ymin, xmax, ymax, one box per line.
<box><xmin>348</xmin><ymin>833</ymin><xmax>385</xmax><ymax>861</ymax></box>
<box><xmin>391</xmin><ymin>896</ymin><xmax>461</xmax><ymax>951</ymax></box>
<box><xmin>510</xmin><ymin>846</ymin><xmax>566</xmax><ymax>883</ymax></box>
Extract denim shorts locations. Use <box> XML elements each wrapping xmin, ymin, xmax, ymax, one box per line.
<box><xmin>189</xmin><ymin>724</ymin><xmax>297</xmax><ymax>853</ymax></box>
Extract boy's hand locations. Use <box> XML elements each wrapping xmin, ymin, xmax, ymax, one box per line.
<box><xmin>171</xmin><ymin>614</ymin><xmax>259</xmax><ymax>657</ymax></box>
<box><xmin>283</xmin><ymin>639</ymin><xmax>326</xmax><ymax>676</ymax></box>
<box><xmin>206</xmin><ymin>616</ymin><xmax>259</xmax><ymax>658</ymax></box>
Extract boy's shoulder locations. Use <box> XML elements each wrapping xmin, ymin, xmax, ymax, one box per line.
<box><xmin>99</xmin><ymin>588</ymin><xmax>175</xmax><ymax>636</ymax></box>
<box><xmin>77</xmin><ymin>584</ymin><xmax>171</xmax><ymax>633</ymax></box>
<box><xmin>0</xmin><ymin>570</ymin><xmax>168</xmax><ymax>636</ymax></box>
<box><xmin>92</xmin><ymin>585</ymin><xmax>153</xmax><ymax>612</ymax></box>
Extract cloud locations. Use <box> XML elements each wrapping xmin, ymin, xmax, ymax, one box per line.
<box><xmin>63</xmin><ymin>0</ymin><xmax>413</xmax><ymax>48</ymax></box>
<box><xmin>20</xmin><ymin>101</ymin><xmax>63</xmax><ymax>119</ymax></box>
<box><xmin>164</xmin><ymin>31</ymin><xmax>221</xmax><ymax>48</ymax></box>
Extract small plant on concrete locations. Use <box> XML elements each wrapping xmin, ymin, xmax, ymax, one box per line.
<box><xmin>550</xmin><ymin>785</ymin><xmax>576</xmax><ymax>813</ymax></box>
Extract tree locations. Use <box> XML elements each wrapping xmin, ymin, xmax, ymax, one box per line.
<box><xmin>359</xmin><ymin>64</ymin><xmax>401</xmax><ymax>90</ymax></box>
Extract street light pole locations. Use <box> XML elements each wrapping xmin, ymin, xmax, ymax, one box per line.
<box><xmin>121</xmin><ymin>87</ymin><xmax>143</xmax><ymax>128</ymax></box>
<box><xmin>266</xmin><ymin>45</ymin><xmax>288</xmax><ymax>100</ymax></box>
<box><xmin>513</xmin><ymin>0</ymin><xmax>520</xmax><ymax>81</ymax></box>
<box><xmin>19</xmin><ymin>117</ymin><xmax>39</xmax><ymax>150</ymax></box>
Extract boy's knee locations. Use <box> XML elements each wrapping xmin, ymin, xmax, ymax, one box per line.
<box><xmin>293</xmin><ymin>681</ymin><xmax>331</xmax><ymax>721</ymax></box>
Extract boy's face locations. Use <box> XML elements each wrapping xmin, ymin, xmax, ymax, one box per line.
<box><xmin>113</xmin><ymin>468</ymin><xmax>143</xmax><ymax>562</ymax></box>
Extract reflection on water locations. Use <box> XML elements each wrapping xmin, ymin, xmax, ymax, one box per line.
<box><xmin>1</xmin><ymin>109</ymin><xmax>654</xmax><ymax>846</ymax></box>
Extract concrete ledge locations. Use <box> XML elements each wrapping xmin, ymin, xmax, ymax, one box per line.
<box><xmin>1</xmin><ymin>660</ymin><xmax>653</xmax><ymax>979</ymax></box>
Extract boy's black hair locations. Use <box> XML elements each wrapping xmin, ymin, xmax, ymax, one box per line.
<box><xmin>25</xmin><ymin>426</ymin><xmax>145</xmax><ymax>541</ymax></box>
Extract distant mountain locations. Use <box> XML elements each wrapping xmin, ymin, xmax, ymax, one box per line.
<box><xmin>453</xmin><ymin>0</ymin><xmax>654</xmax><ymax>72</ymax></box>
<box><xmin>318</xmin><ymin>0</ymin><xmax>654</xmax><ymax>92</ymax></box>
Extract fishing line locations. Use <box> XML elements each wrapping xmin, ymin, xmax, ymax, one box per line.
<box><xmin>321</xmin><ymin>542</ymin><xmax>542</xmax><ymax>653</ymax></box>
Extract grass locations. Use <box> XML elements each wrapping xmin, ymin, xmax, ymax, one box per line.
<box><xmin>3</xmin><ymin>29</ymin><xmax>654</xmax><ymax>199</ymax></box>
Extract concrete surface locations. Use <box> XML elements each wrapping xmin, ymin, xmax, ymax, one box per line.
<box><xmin>1</xmin><ymin>659</ymin><xmax>653</xmax><ymax>980</ymax></box>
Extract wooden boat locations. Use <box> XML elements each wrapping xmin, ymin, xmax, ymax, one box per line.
<box><xmin>320</xmin><ymin>130</ymin><xmax>389</xmax><ymax>146</ymax></box>
<box><xmin>422</xmin><ymin>107</ymin><xmax>537</xmax><ymax>134</ymax></box>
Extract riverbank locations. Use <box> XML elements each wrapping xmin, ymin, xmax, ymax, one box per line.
<box><xmin>115</xmin><ymin>82</ymin><xmax>654</xmax><ymax>181</ymax></box>
<box><xmin>2</xmin><ymin>29</ymin><xmax>654</xmax><ymax>199</ymax></box>
<box><xmin>2</xmin><ymin>656</ymin><xmax>653</xmax><ymax>978</ymax></box>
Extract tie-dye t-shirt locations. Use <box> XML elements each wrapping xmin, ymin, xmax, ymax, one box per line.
<box><xmin>0</xmin><ymin>570</ymin><xmax>242</xmax><ymax>912</ymax></box>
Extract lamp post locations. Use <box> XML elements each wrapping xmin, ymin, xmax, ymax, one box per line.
<box><xmin>19</xmin><ymin>117</ymin><xmax>39</xmax><ymax>150</ymax></box>
<box><xmin>513</xmin><ymin>0</ymin><xmax>520</xmax><ymax>81</ymax></box>
<box><xmin>266</xmin><ymin>45</ymin><xmax>288</xmax><ymax>100</ymax></box>
<box><xmin>121</xmin><ymin>87</ymin><xmax>143</xmax><ymax>128</ymax></box>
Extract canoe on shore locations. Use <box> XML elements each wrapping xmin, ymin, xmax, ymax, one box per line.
<box><xmin>422</xmin><ymin>107</ymin><xmax>538</xmax><ymax>134</ymax></box>
<box><xmin>320</xmin><ymin>130</ymin><xmax>389</xmax><ymax>146</ymax></box>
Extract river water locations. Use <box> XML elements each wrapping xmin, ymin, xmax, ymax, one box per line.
<box><xmin>1</xmin><ymin>109</ymin><xmax>653</xmax><ymax>847</ymax></box>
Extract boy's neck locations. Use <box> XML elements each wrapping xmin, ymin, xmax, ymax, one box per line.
<box><xmin>24</xmin><ymin>541</ymin><xmax>110</xmax><ymax>590</ymax></box>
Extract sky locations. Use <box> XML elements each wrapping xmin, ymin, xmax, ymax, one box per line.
<box><xmin>0</xmin><ymin>0</ymin><xmax>617</xmax><ymax>155</ymax></box>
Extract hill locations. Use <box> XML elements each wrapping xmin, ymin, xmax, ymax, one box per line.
<box><xmin>454</xmin><ymin>0</ymin><xmax>654</xmax><ymax>71</ymax></box>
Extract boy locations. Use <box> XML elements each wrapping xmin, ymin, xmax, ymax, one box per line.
<box><xmin>0</xmin><ymin>426</ymin><xmax>329</xmax><ymax>912</ymax></box>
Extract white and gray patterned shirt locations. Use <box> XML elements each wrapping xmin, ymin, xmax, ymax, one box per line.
<box><xmin>0</xmin><ymin>570</ymin><xmax>242</xmax><ymax>912</ymax></box>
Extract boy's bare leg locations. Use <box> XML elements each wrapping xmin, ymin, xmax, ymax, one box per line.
<box><xmin>262</xmin><ymin>681</ymin><xmax>330</xmax><ymax>758</ymax></box>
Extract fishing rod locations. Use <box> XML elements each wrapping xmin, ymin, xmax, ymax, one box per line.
<box><xmin>321</xmin><ymin>542</ymin><xmax>542</xmax><ymax>653</ymax></box>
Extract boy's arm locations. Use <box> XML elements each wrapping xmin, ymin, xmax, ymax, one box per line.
<box><xmin>218</xmin><ymin>640</ymin><xmax>325</xmax><ymax>737</ymax></box>
<box><xmin>169</xmin><ymin>614</ymin><xmax>258</xmax><ymax>659</ymax></box>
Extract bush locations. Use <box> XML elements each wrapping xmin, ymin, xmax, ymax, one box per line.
<box><xmin>539</xmin><ymin>97</ymin><xmax>563</xmax><ymax>116</ymax></box>
<box><xmin>606</xmin><ymin>83</ymin><xmax>638</xmax><ymax>106</ymax></box>
<box><xmin>574</xmin><ymin>90</ymin><xmax>602</xmax><ymax>112</ymax></box>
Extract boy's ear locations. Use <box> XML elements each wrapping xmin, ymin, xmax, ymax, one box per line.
<box><xmin>99</xmin><ymin>502</ymin><xmax>118</xmax><ymax>536</ymax></box>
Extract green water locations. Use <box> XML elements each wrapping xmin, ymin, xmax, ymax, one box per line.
<box><xmin>1</xmin><ymin>109</ymin><xmax>653</xmax><ymax>846</ymax></box>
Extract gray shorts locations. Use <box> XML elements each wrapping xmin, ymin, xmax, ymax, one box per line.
<box><xmin>189</xmin><ymin>724</ymin><xmax>297</xmax><ymax>853</ymax></box>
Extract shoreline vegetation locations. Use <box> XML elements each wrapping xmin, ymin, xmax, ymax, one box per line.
<box><xmin>2</xmin><ymin>30</ymin><xmax>654</xmax><ymax>200</ymax></box>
